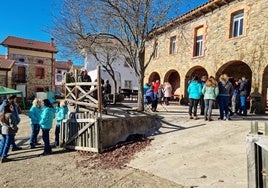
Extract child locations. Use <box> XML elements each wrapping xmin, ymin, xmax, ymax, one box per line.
<box><xmin>54</xmin><ymin>100</ymin><xmax>68</xmax><ymax>147</ymax></box>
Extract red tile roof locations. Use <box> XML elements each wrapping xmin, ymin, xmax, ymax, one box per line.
<box><xmin>1</xmin><ymin>36</ymin><xmax>58</xmax><ymax>53</ymax></box>
<box><xmin>55</xmin><ymin>60</ymin><xmax>73</xmax><ymax>70</ymax></box>
<box><xmin>0</xmin><ymin>56</ymin><xmax>15</xmax><ymax>70</ymax></box>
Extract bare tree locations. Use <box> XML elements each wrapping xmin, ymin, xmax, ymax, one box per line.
<box><xmin>50</xmin><ymin>0</ymin><xmax>194</xmax><ymax>111</ymax></box>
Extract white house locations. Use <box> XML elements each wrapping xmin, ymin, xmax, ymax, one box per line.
<box><xmin>81</xmin><ymin>37</ymin><xmax>138</xmax><ymax>92</ymax></box>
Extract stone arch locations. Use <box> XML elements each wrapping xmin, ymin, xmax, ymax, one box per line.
<box><xmin>215</xmin><ymin>61</ymin><xmax>252</xmax><ymax>82</ymax></box>
<box><xmin>148</xmin><ymin>72</ymin><xmax>160</xmax><ymax>84</ymax></box>
<box><xmin>184</xmin><ymin>66</ymin><xmax>208</xmax><ymax>98</ymax></box>
<box><xmin>163</xmin><ymin>70</ymin><xmax>180</xmax><ymax>94</ymax></box>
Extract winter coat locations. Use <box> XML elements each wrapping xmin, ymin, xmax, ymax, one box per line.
<box><xmin>239</xmin><ymin>79</ymin><xmax>250</xmax><ymax>96</ymax></box>
<box><xmin>202</xmin><ymin>85</ymin><xmax>219</xmax><ymax>100</ymax></box>
<box><xmin>29</xmin><ymin>106</ymin><xmax>41</xmax><ymax>125</ymax></box>
<box><xmin>218</xmin><ymin>81</ymin><xmax>234</xmax><ymax>97</ymax></box>
<box><xmin>163</xmin><ymin>85</ymin><xmax>172</xmax><ymax>98</ymax></box>
<box><xmin>1</xmin><ymin>113</ymin><xmax>18</xmax><ymax>135</ymax></box>
<box><xmin>56</xmin><ymin>106</ymin><xmax>68</xmax><ymax>124</ymax></box>
<box><xmin>187</xmin><ymin>81</ymin><xmax>202</xmax><ymax>99</ymax></box>
<box><xmin>40</xmin><ymin>107</ymin><xmax>55</xmax><ymax>130</ymax></box>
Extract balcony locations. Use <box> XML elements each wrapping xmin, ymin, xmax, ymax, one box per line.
<box><xmin>13</xmin><ymin>74</ymin><xmax>26</xmax><ymax>83</ymax></box>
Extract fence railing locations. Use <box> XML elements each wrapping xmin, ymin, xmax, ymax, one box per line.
<box><xmin>247</xmin><ymin>121</ymin><xmax>268</xmax><ymax>188</ymax></box>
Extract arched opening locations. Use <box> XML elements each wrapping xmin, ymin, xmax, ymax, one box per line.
<box><xmin>184</xmin><ymin>66</ymin><xmax>208</xmax><ymax>98</ymax></box>
<box><xmin>216</xmin><ymin>61</ymin><xmax>252</xmax><ymax>83</ymax></box>
<box><xmin>164</xmin><ymin>70</ymin><xmax>180</xmax><ymax>94</ymax></box>
<box><xmin>148</xmin><ymin>72</ymin><xmax>160</xmax><ymax>84</ymax></box>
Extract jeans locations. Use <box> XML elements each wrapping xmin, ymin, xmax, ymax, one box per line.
<box><xmin>189</xmin><ymin>99</ymin><xmax>199</xmax><ymax>116</ymax></box>
<box><xmin>204</xmin><ymin>99</ymin><xmax>214</xmax><ymax>118</ymax></box>
<box><xmin>218</xmin><ymin>96</ymin><xmax>230</xmax><ymax>119</ymax></box>
<box><xmin>30</xmin><ymin>124</ymin><xmax>40</xmax><ymax>147</ymax></box>
<box><xmin>0</xmin><ymin>134</ymin><xmax>14</xmax><ymax>158</ymax></box>
<box><xmin>239</xmin><ymin>95</ymin><xmax>247</xmax><ymax>116</ymax></box>
<box><xmin>54</xmin><ymin>124</ymin><xmax>61</xmax><ymax>146</ymax></box>
<box><xmin>42</xmin><ymin>129</ymin><xmax>51</xmax><ymax>154</ymax></box>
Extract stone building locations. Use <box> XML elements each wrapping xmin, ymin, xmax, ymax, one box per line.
<box><xmin>0</xmin><ymin>55</ymin><xmax>15</xmax><ymax>87</ymax></box>
<box><xmin>145</xmin><ymin>0</ymin><xmax>268</xmax><ymax>113</ymax></box>
<box><xmin>1</xmin><ymin>36</ymin><xmax>58</xmax><ymax>98</ymax></box>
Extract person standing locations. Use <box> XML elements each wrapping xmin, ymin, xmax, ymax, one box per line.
<box><xmin>0</xmin><ymin>103</ymin><xmax>18</xmax><ymax>163</ymax></box>
<box><xmin>163</xmin><ymin>82</ymin><xmax>172</xmax><ymax>105</ymax></box>
<box><xmin>200</xmin><ymin>75</ymin><xmax>208</xmax><ymax>115</ymax></box>
<box><xmin>8</xmin><ymin>95</ymin><xmax>22</xmax><ymax>151</ymax></box>
<box><xmin>28</xmin><ymin>98</ymin><xmax>42</xmax><ymax>149</ymax></box>
<box><xmin>218</xmin><ymin>74</ymin><xmax>234</xmax><ymax>120</ymax></box>
<box><xmin>187</xmin><ymin>76</ymin><xmax>202</xmax><ymax>120</ymax></box>
<box><xmin>39</xmin><ymin>99</ymin><xmax>55</xmax><ymax>156</ymax></box>
<box><xmin>145</xmin><ymin>85</ymin><xmax>158</xmax><ymax>112</ymax></box>
<box><xmin>202</xmin><ymin>77</ymin><xmax>219</xmax><ymax>121</ymax></box>
<box><xmin>239</xmin><ymin>76</ymin><xmax>250</xmax><ymax>116</ymax></box>
<box><xmin>54</xmin><ymin>100</ymin><xmax>68</xmax><ymax>148</ymax></box>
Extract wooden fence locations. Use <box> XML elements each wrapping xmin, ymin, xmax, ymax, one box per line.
<box><xmin>61</xmin><ymin>66</ymin><xmax>103</xmax><ymax>152</ymax></box>
<box><xmin>247</xmin><ymin>121</ymin><xmax>268</xmax><ymax>188</ymax></box>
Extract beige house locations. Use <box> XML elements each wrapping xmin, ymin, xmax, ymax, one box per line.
<box><xmin>145</xmin><ymin>0</ymin><xmax>268</xmax><ymax>112</ymax></box>
<box><xmin>1</xmin><ymin>36</ymin><xmax>58</xmax><ymax>98</ymax></box>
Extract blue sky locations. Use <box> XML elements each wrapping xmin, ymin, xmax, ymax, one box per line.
<box><xmin>0</xmin><ymin>0</ymin><xmax>208</xmax><ymax>65</ymax></box>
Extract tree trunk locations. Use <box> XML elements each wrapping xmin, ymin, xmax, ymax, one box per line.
<box><xmin>137</xmin><ymin>76</ymin><xmax>144</xmax><ymax>111</ymax></box>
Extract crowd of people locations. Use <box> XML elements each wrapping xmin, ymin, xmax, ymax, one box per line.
<box><xmin>0</xmin><ymin>96</ymin><xmax>68</xmax><ymax>163</ymax></box>
<box><xmin>187</xmin><ymin>74</ymin><xmax>251</xmax><ymax>121</ymax></box>
<box><xmin>144</xmin><ymin>80</ymin><xmax>173</xmax><ymax>112</ymax></box>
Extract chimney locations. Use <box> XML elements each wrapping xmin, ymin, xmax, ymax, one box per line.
<box><xmin>51</xmin><ymin>38</ymin><xmax>55</xmax><ymax>46</ymax></box>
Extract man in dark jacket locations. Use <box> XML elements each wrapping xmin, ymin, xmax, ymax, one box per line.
<box><xmin>239</xmin><ymin>76</ymin><xmax>250</xmax><ymax>116</ymax></box>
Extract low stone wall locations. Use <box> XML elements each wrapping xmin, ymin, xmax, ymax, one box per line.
<box><xmin>100</xmin><ymin>114</ymin><xmax>160</xmax><ymax>149</ymax></box>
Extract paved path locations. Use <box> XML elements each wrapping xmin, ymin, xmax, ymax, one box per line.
<box><xmin>128</xmin><ymin>103</ymin><xmax>268</xmax><ymax>188</ymax></box>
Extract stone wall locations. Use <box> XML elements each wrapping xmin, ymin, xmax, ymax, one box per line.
<box><xmin>145</xmin><ymin>0</ymin><xmax>268</xmax><ymax>111</ymax></box>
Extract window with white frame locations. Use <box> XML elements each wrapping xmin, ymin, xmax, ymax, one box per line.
<box><xmin>231</xmin><ymin>11</ymin><xmax>244</xmax><ymax>38</ymax></box>
<box><xmin>169</xmin><ymin>36</ymin><xmax>176</xmax><ymax>54</ymax></box>
<box><xmin>194</xmin><ymin>27</ymin><xmax>203</xmax><ymax>57</ymax></box>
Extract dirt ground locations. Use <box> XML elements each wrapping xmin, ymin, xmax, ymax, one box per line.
<box><xmin>0</xmin><ymin>112</ymin><xmax>183</xmax><ymax>188</ymax></box>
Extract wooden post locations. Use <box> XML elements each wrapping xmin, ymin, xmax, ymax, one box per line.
<box><xmin>75</xmin><ymin>69</ymin><xmax>78</xmax><ymax>110</ymax></box>
<box><xmin>97</xmin><ymin>66</ymin><xmax>102</xmax><ymax>114</ymax></box>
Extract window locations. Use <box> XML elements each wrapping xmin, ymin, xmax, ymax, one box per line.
<box><xmin>37</xmin><ymin>59</ymin><xmax>44</xmax><ymax>64</ymax></box>
<box><xmin>19</xmin><ymin>58</ymin><xmax>25</xmax><ymax>62</ymax></box>
<box><xmin>193</xmin><ymin>27</ymin><xmax>203</xmax><ymax>57</ymax></box>
<box><xmin>124</xmin><ymin>80</ymin><xmax>132</xmax><ymax>89</ymax></box>
<box><xmin>153</xmin><ymin>42</ymin><xmax>158</xmax><ymax>58</ymax></box>
<box><xmin>35</xmin><ymin>67</ymin><xmax>45</xmax><ymax>79</ymax></box>
<box><xmin>169</xmin><ymin>36</ymin><xmax>176</xmax><ymax>54</ymax></box>
<box><xmin>231</xmin><ymin>11</ymin><xmax>244</xmax><ymax>38</ymax></box>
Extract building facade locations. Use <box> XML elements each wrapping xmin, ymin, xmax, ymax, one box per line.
<box><xmin>145</xmin><ymin>0</ymin><xmax>268</xmax><ymax>112</ymax></box>
<box><xmin>55</xmin><ymin>60</ymin><xmax>73</xmax><ymax>95</ymax></box>
<box><xmin>82</xmin><ymin>37</ymin><xmax>138</xmax><ymax>92</ymax></box>
<box><xmin>0</xmin><ymin>55</ymin><xmax>15</xmax><ymax>88</ymax></box>
<box><xmin>1</xmin><ymin>36</ymin><xmax>58</xmax><ymax>98</ymax></box>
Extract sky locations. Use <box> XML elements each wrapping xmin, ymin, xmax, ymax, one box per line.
<box><xmin>0</xmin><ymin>0</ymin><xmax>208</xmax><ymax>66</ymax></box>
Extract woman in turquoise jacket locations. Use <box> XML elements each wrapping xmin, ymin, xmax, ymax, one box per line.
<box><xmin>187</xmin><ymin>76</ymin><xmax>202</xmax><ymax>119</ymax></box>
<box><xmin>54</xmin><ymin>100</ymin><xmax>68</xmax><ymax>147</ymax></box>
<box><xmin>28</xmin><ymin>98</ymin><xmax>42</xmax><ymax>148</ymax></box>
<box><xmin>39</xmin><ymin>99</ymin><xmax>55</xmax><ymax>156</ymax></box>
<box><xmin>202</xmin><ymin>77</ymin><xmax>219</xmax><ymax>121</ymax></box>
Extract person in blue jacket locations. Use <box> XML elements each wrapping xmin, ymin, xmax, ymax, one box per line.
<box><xmin>39</xmin><ymin>99</ymin><xmax>55</xmax><ymax>156</ymax></box>
<box><xmin>187</xmin><ymin>75</ymin><xmax>202</xmax><ymax>119</ymax></box>
<box><xmin>54</xmin><ymin>100</ymin><xmax>68</xmax><ymax>147</ymax></box>
<box><xmin>28</xmin><ymin>98</ymin><xmax>42</xmax><ymax>149</ymax></box>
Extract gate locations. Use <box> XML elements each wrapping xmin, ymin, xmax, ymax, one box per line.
<box><xmin>60</xmin><ymin>112</ymin><xmax>102</xmax><ymax>153</ymax></box>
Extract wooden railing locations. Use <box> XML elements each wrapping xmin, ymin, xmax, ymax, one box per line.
<box><xmin>247</xmin><ymin>121</ymin><xmax>268</xmax><ymax>187</ymax></box>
